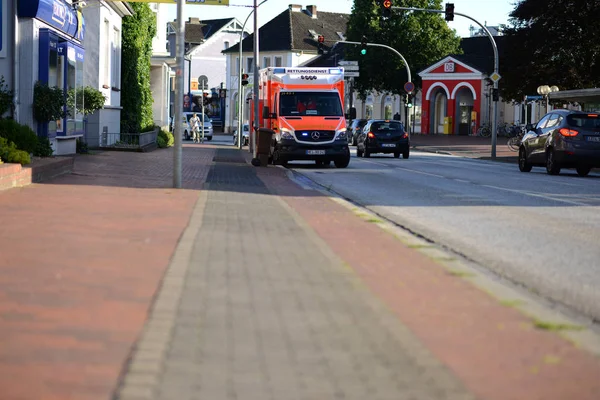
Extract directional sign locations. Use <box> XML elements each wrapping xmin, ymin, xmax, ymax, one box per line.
<box><xmin>198</xmin><ymin>75</ymin><xmax>208</xmax><ymax>88</ymax></box>
<box><xmin>489</xmin><ymin>72</ymin><xmax>502</xmax><ymax>83</ymax></box>
<box><xmin>342</xmin><ymin>65</ymin><xmax>359</xmax><ymax>72</ymax></box>
<box><xmin>404</xmin><ymin>81</ymin><xmax>415</xmax><ymax>93</ymax></box>
<box><xmin>344</xmin><ymin>72</ymin><xmax>360</xmax><ymax>78</ymax></box>
<box><xmin>338</xmin><ymin>61</ymin><xmax>358</xmax><ymax>66</ymax></box>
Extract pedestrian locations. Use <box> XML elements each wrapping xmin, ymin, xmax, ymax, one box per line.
<box><xmin>190</xmin><ymin>113</ymin><xmax>201</xmax><ymax>143</ymax></box>
<box><xmin>393</xmin><ymin>112</ymin><xmax>401</xmax><ymax>121</ymax></box>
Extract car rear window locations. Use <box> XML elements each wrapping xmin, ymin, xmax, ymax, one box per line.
<box><xmin>371</xmin><ymin>121</ymin><xmax>404</xmax><ymax>132</ymax></box>
<box><xmin>567</xmin><ymin>114</ymin><xmax>600</xmax><ymax>130</ymax></box>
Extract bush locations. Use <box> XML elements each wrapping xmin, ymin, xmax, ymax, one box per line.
<box><xmin>0</xmin><ymin>75</ymin><xmax>13</xmax><ymax>117</ymax></box>
<box><xmin>157</xmin><ymin>129</ymin><xmax>174</xmax><ymax>148</ymax></box>
<box><xmin>35</xmin><ymin>137</ymin><xmax>54</xmax><ymax>157</ymax></box>
<box><xmin>0</xmin><ymin>119</ymin><xmax>38</xmax><ymax>154</ymax></box>
<box><xmin>33</xmin><ymin>81</ymin><xmax>65</xmax><ymax>123</ymax></box>
<box><xmin>0</xmin><ymin>137</ymin><xmax>31</xmax><ymax>165</ymax></box>
<box><xmin>156</xmin><ymin>135</ymin><xmax>167</xmax><ymax>148</ymax></box>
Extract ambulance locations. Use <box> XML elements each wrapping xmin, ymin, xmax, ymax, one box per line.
<box><xmin>250</xmin><ymin>67</ymin><xmax>352</xmax><ymax>168</ymax></box>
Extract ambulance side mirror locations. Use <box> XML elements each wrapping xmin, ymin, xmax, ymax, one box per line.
<box><xmin>263</xmin><ymin>106</ymin><xmax>277</xmax><ymax>119</ymax></box>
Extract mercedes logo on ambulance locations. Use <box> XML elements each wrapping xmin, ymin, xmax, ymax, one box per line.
<box><xmin>311</xmin><ymin>131</ymin><xmax>321</xmax><ymax>140</ymax></box>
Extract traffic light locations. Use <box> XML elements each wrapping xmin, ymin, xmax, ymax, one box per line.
<box><xmin>360</xmin><ymin>36</ymin><xmax>368</xmax><ymax>55</ymax></box>
<box><xmin>317</xmin><ymin>35</ymin><xmax>325</xmax><ymax>55</ymax></box>
<box><xmin>492</xmin><ymin>88</ymin><xmax>499</xmax><ymax>101</ymax></box>
<box><xmin>381</xmin><ymin>0</ymin><xmax>392</xmax><ymax>18</ymax></box>
<box><xmin>405</xmin><ymin>94</ymin><xmax>413</xmax><ymax>108</ymax></box>
<box><xmin>445</xmin><ymin>3</ymin><xmax>454</xmax><ymax>21</ymax></box>
<box><xmin>241</xmin><ymin>73</ymin><xmax>249</xmax><ymax>86</ymax></box>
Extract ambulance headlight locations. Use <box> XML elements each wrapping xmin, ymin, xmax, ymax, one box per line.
<box><xmin>334</xmin><ymin>130</ymin><xmax>347</xmax><ymax>141</ymax></box>
<box><xmin>280</xmin><ymin>128</ymin><xmax>294</xmax><ymax>140</ymax></box>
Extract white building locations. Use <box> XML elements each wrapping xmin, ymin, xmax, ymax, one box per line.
<box><xmin>82</xmin><ymin>1</ymin><xmax>133</xmax><ymax>148</ymax></box>
<box><xmin>149</xmin><ymin>2</ymin><xmax>174</xmax><ymax>130</ymax></box>
<box><xmin>166</xmin><ymin>17</ymin><xmax>250</xmax><ymax>132</ymax></box>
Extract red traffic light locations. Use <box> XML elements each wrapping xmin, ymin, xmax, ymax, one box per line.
<box><xmin>318</xmin><ymin>35</ymin><xmax>324</xmax><ymax>43</ymax></box>
<box><xmin>242</xmin><ymin>73</ymin><xmax>249</xmax><ymax>79</ymax></box>
<box><xmin>383</xmin><ymin>0</ymin><xmax>391</xmax><ymax>8</ymax></box>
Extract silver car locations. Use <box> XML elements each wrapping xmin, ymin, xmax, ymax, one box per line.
<box><xmin>181</xmin><ymin>112</ymin><xmax>213</xmax><ymax>141</ymax></box>
<box><xmin>233</xmin><ymin>124</ymin><xmax>250</xmax><ymax>146</ymax></box>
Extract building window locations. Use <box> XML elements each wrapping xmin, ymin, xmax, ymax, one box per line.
<box><xmin>274</xmin><ymin>56</ymin><xmax>283</xmax><ymax>67</ymax></box>
<box><xmin>247</xmin><ymin>57</ymin><xmax>254</xmax><ymax>74</ymax></box>
<box><xmin>112</xmin><ymin>28</ymin><xmax>121</xmax><ymax>89</ymax></box>
<box><xmin>235</xmin><ymin>57</ymin><xmax>239</xmax><ymax>75</ymax></box>
<box><xmin>262</xmin><ymin>56</ymin><xmax>271</xmax><ymax>68</ymax></box>
<box><xmin>103</xmin><ymin>19</ymin><xmax>110</xmax><ymax>87</ymax></box>
<box><xmin>224</xmin><ymin>41</ymin><xmax>230</xmax><ymax>50</ymax></box>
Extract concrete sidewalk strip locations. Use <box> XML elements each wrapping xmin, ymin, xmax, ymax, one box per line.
<box><xmin>116</xmin><ymin>149</ymin><xmax>474</xmax><ymax>400</ymax></box>
<box><xmin>255</xmin><ymin>165</ymin><xmax>600</xmax><ymax>400</ymax></box>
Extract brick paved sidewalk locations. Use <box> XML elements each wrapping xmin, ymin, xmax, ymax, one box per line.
<box><xmin>0</xmin><ymin>146</ymin><xmax>214</xmax><ymax>400</ymax></box>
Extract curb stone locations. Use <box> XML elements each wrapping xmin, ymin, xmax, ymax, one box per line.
<box><xmin>285</xmin><ymin>167</ymin><xmax>600</xmax><ymax>359</ymax></box>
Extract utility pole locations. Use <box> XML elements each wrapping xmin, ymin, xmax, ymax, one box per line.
<box><xmin>251</xmin><ymin>0</ymin><xmax>260</xmax><ymax>158</ymax></box>
<box><xmin>173</xmin><ymin>0</ymin><xmax>184</xmax><ymax>188</ymax></box>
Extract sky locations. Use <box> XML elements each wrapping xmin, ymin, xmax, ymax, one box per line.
<box><xmin>165</xmin><ymin>0</ymin><xmax>516</xmax><ymax>38</ymax></box>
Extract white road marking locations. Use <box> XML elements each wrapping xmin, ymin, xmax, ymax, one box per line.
<box><xmin>481</xmin><ymin>184</ymin><xmax>590</xmax><ymax>206</ymax></box>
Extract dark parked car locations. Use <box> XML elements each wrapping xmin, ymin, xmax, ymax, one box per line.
<box><xmin>518</xmin><ymin>110</ymin><xmax>600</xmax><ymax>176</ymax></box>
<box><xmin>356</xmin><ymin>120</ymin><xmax>410</xmax><ymax>159</ymax></box>
<box><xmin>347</xmin><ymin>119</ymin><xmax>368</xmax><ymax>145</ymax></box>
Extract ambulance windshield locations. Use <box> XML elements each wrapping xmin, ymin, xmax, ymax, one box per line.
<box><xmin>279</xmin><ymin>92</ymin><xmax>343</xmax><ymax>117</ymax></box>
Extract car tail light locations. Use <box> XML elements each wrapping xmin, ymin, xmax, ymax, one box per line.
<box><xmin>587</xmin><ymin>114</ymin><xmax>598</xmax><ymax>118</ymax></box>
<box><xmin>402</xmin><ymin>133</ymin><xmax>408</xmax><ymax>139</ymax></box>
<box><xmin>367</xmin><ymin>132</ymin><xmax>375</xmax><ymax>138</ymax></box>
<box><xmin>559</xmin><ymin>128</ymin><xmax>579</xmax><ymax>137</ymax></box>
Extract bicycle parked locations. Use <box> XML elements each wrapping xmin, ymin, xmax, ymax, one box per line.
<box><xmin>476</xmin><ymin>123</ymin><xmax>491</xmax><ymax>137</ymax></box>
<box><xmin>507</xmin><ymin>125</ymin><xmax>527</xmax><ymax>152</ymax></box>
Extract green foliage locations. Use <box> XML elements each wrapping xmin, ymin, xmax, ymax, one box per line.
<box><xmin>76</xmin><ymin>138</ymin><xmax>89</xmax><ymax>154</ymax></box>
<box><xmin>33</xmin><ymin>81</ymin><xmax>65</xmax><ymax>123</ymax></box>
<box><xmin>0</xmin><ymin>118</ymin><xmax>39</xmax><ymax>154</ymax></box>
<box><xmin>67</xmin><ymin>86</ymin><xmax>106</xmax><ymax>116</ymax></box>
<box><xmin>0</xmin><ymin>75</ymin><xmax>14</xmax><ymax>117</ymax></box>
<box><xmin>501</xmin><ymin>0</ymin><xmax>600</xmax><ymax>101</ymax></box>
<box><xmin>346</xmin><ymin>0</ymin><xmax>461</xmax><ymax>96</ymax></box>
<box><xmin>157</xmin><ymin>129</ymin><xmax>174</xmax><ymax>148</ymax></box>
<box><xmin>121</xmin><ymin>3</ymin><xmax>157</xmax><ymax>133</ymax></box>
<box><xmin>35</xmin><ymin>137</ymin><xmax>54</xmax><ymax>157</ymax></box>
<box><xmin>0</xmin><ymin>137</ymin><xmax>31</xmax><ymax>165</ymax></box>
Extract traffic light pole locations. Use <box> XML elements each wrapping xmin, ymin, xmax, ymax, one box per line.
<box><xmin>252</xmin><ymin>0</ymin><xmax>260</xmax><ymax>159</ymax></box>
<box><xmin>393</xmin><ymin>6</ymin><xmax>500</xmax><ymax>158</ymax></box>
<box><xmin>335</xmin><ymin>40</ymin><xmax>411</xmax><ymax>83</ymax></box>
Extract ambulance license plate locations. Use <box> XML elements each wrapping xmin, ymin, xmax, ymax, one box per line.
<box><xmin>307</xmin><ymin>150</ymin><xmax>326</xmax><ymax>155</ymax></box>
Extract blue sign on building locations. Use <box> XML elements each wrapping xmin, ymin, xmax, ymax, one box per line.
<box><xmin>18</xmin><ymin>0</ymin><xmax>85</xmax><ymax>41</ymax></box>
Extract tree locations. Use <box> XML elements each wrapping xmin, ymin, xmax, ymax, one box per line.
<box><xmin>121</xmin><ymin>3</ymin><xmax>157</xmax><ymax>133</ymax></box>
<box><xmin>346</xmin><ymin>0</ymin><xmax>461</xmax><ymax>97</ymax></box>
<box><xmin>501</xmin><ymin>0</ymin><xmax>600</xmax><ymax>101</ymax></box>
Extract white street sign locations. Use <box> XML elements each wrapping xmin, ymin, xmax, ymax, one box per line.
<box><xmin>344</xmin><ymin>72</ymin><xmax>360</xmax><ymax>77</ymax></box>
<box><xmin>338</xmin><ymin>61</ymin><xmax>358</xmax><ymax>66</ymax></box>
<box><xmin>342</xmin><ymin>66</ymin><xmax>359</xmax><ymax>71</ymax></box>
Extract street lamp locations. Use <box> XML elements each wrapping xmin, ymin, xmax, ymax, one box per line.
<box><xmin>537</xmin><ymin>85</ymin><xmax>559</xmax><ymax>113</ymax></box>
<box><xmin>236</xmin><ymin>0</ymin><xmax>269</xmax><ymax>150</ymax></box>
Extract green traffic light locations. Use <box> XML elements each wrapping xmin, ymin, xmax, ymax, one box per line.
<box><xmin>361</xmin><ymin>49</ymin><xmax>367</xmax><ymax>55</ymax></box>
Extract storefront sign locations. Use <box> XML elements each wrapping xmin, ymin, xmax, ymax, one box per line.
<box><xmin>127</xmin><ymin>0</ymin><xmax>229</xmax><ymax>5</ymax></box>
<box><xmin>18</xmin><ymin>0</ymin><xmax>85</xmax><ymax>40</ymax></box>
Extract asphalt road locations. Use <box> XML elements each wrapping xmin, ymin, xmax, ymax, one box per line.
<box><xmin>285</xmin><ymin>148</ymin><xmax>600</xmax><ymax>322</ymax></box>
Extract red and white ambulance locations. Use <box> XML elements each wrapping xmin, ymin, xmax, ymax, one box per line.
<box><xmin>250</xmin><ymin>67</ymin><xmax>351</xmax><ymax>168</ymax></box>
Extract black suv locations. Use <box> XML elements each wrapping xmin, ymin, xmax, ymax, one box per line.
<box><xmin>356</xmin><ymin>120</ymin><xmax>410</xmax><ymax>159</ymax></box>
<box><xmin>347</xmin><ymin>119</ymin><xmax>368</xmax><ymax>146</ymax></box>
